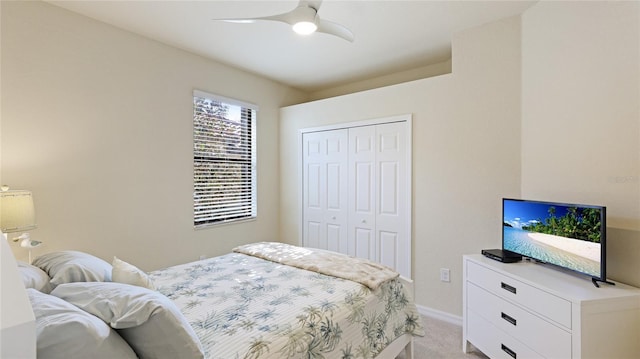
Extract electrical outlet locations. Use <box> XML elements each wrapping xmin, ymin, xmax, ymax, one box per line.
<box><xmin>440</xmin><ymin>268</ymin><xmax>450</xmax><ymax>282</ymax></box>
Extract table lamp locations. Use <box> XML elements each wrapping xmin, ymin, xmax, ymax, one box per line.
<box><xmin>0</xmin><ymin>186</ymin><xmax>40</xmax><ymax>263</ymax></box>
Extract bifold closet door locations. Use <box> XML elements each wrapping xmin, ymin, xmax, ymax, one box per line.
<box><xmin>348</xmin><ymin>122</ymin><xmax>409</xmax><ymax>277</ymax></box>
<box><xmin>302</xmin><ymin>121</ymin><xmax>410</xmax><ymax>278</ymax></box>
<box><xmin>302</xmin><ymin>130</ymin><xmax>348</xmax><ymax>254</ymax></box>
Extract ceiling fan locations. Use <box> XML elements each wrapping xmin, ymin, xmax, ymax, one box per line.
<box><xmin>218</xmin><ymin>0</ymin><xmax>354</xmax><ymax>42</ymax></box>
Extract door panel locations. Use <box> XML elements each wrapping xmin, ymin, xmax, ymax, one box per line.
<box><xmin>307</xmin><ymin>164</ymin><xmax>321</xmax><ymax>208</ymax></box>
<box><xmin>327</xmin><ymin>224</ymin><xmax>341</xmax><ymax>252</ymax></box>
<box><xmin>379</xmin><ymin>161</ymin><xmax>399</xmax><ymax>215</ymax></box>
<box><xmin>379</xmin><ymin>231</ymin><xmax>398</xmax><ymax>270</ymax></box>
<box><xmin>327</xmin><ymin>163</ymin><xmax>342</xmax><ymax>210</ymax></box>
<box><xmin>355</xmin><ymin>227</ymin><xmax>374</xmax><ymax>259</ymax></box>
<box><xmin>355</xmin><ymin>133</ymin><xmax>374</xmax><ymax>153</ymax></box>
<box><xmin>355</xmin><ymin>163</ymin><xmax>374</xmax><ymax>213</ymax></box>
<box><xmin>307</xmin><ymin>221</ymin><xmax>321</xmax><ymax>249</ymax></box>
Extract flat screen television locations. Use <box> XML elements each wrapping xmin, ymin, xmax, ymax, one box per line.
<box><xmin>502</xmin><ymin>198</ymin><xmax>611</xmax><ymax>286</ymax></box>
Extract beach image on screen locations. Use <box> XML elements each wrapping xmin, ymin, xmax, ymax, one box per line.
<box><xmin>503</xmin><ymin>200</ymin><xmax>602</xmax><ymax>277</ymax></box>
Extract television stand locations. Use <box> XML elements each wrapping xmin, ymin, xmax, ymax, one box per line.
<box><xmin>463</xmin><ymin>254</ymin><xmax>640</xmax><ymax>358</ymax></box>
<box><xmin>592</xmin><ymin>277</ymin><xmax>616</xmax><ymax>288</ymax></box>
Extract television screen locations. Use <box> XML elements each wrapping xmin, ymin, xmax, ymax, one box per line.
<box><xmin>502</xmin><ymin>198</ymin><xmax>606</xmax><ymax>281</ymax></box>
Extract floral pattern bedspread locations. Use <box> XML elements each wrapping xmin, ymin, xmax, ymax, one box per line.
<box><xmin>149</xmin><ymin>252</ymin><xmax>424</xmax><ymax>359</ymax></box>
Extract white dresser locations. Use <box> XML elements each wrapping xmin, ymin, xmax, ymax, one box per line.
<box><xmin>463</xmin><ymin>254</ymin><xmax>640</xmax><ymax>359</ymax></box>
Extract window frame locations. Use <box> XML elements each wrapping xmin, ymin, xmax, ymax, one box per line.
<box><xmin>193</xmin><ymin>90</ymin><xmax>258</xmax><ymax>228</ymax></box>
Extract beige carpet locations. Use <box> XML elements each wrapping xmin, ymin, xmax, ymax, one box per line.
<box><xmin>396</xmin><ymin>315</ymin><xmax>488</xmax><ymax>359</ymax></box>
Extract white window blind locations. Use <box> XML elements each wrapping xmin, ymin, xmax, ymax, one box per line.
<box><xmin>193</xmin><ymin>90</ymin><xmax>257</xmax><ymax>227</ymax></box>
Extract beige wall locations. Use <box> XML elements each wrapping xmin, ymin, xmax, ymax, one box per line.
<box><xmin>1</xmin><ymin>1</ymin><xmax>307</xmax><ymax>270</ymax></box>
<box><xmin>2</xmin><ymin>0</ymin><xmax>638</xmax><ymax>321</ymax></box>
<box><xmin>280</xmin><ymin>16</ymin><xmax>522</xmax><ymax>316</ymax></box>
<box><xmin>521</xmin><ymin>1</ymin><xmax>640</xmax><ymax>287</ymax></box>
<box><xmin>281</xmin><ymin>0</ymin><xmax>640</xmax><ymax>316</ymax></box>
<box><xmin>307</xmin><ymin>59</ymin><xmax>452</xmax><ymax>101</ymax></box>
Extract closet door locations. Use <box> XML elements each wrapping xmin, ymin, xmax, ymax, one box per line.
<box><xmin>348</xmin><ymin>126</ymin><xmax>377</xmax><ymax>260</ymax></box>
<box><xmin>302</xmin><ymin>130</ymin><xmax>348</xmax><ymax>253</ymax></box>
<box><xmin>348</xmin><ymin>122</ymin><xmax>409</xmax><ymax>277</ymax></box>
<box><xmin>302</xmin><ymin>118</ymin><xmax>411</xmax><ymax>278</ymax></box>
<box><xmin>375</xmin><ymin>122</ymin><xmax>409</xmax><ymax>277</ymax></box>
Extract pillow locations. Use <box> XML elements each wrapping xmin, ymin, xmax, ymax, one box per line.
<box><xmin>51</xmin><ymin>282</ymin><xmax>204</xmax><ymax>359</ymax></box>
<box><xmin>32</xmin><ymin>250</ymin><xmax>112</xmax><ymax>286</ymax></box>
<box><xmin>17</xmin><ymin>261</ymin><xmax>52</xmax><ymax>293</ymax></box>
<box><xmin>112</xmin><ymin>256</ymin><xmax>156</xmax><ymax>290</ymax></box>
<box><xmin>26</xmin><ymin>288</ymin><xmax>137</xmax><ymax>359</ymax></box>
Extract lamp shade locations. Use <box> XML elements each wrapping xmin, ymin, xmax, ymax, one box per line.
<box><xmin>0</xmin><ymin>190</ymin><xmax>37</xmax><ymax>233</ymax></box>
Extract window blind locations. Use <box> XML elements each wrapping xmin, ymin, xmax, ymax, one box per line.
<box><xmin>193</xmin><ymin>90</ymin><xmax>257</xmax><ymax>227</ymax></box>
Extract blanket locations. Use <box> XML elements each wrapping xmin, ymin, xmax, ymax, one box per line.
<box><xmin>233</xmin><ymin>242</ymin><xmax>399</xmax><ymax>290</ymax></box>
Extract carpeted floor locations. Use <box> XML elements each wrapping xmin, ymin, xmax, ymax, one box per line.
<box><xmin>397</xmin><ymin>315</ymin><xmax>488</xmax><ymax>359</ymax></box>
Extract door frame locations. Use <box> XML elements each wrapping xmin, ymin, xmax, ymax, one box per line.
<box><xmin>298</xmin><ymin>114</ymin><xmax>413</xmax><ymax>277</ymax></box>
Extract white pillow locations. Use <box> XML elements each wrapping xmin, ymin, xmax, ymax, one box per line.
<box><xmin>17</xmin><ymin>261</ymin><xmax>52</xmax><ymax>293</ymax></box>
<box><xmin>32</xmin><ymin>250</ymin><xmax>112</xmax><ymax>286</ymax></box>
<box><xmin>26</xmin><ymin>288</ymin><xmax>137</xmax><ymax>359</ymax></box>
<box><xmin>51</xmin><ymin>282</ymin><xmax>204</xmax><ymax>359</ymax></box>
<box><xmin>112</xmin><ymin>256</ymin><xmax>156</xmax><ymax>290</ymax></box>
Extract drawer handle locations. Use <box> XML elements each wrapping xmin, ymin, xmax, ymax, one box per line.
<box><xmin>501</xmin><ymin>312</ymin><xmax>517</xmax><ymax>326</ymax></box>
<box><xmin>501</xmin><ymin>344</ymin><xmax>517</xmax><ymax>359</ymax></box>
<box><xmin>501</xmin><ymin>282</ymin><xmax>517</xmax><ymax>294</ymax></box>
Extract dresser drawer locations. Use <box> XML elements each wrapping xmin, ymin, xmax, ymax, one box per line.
<box><xmin>468</xmin><ymin>282</ymin><xmax>572</xmax><ymax>358</ymax></box>
<box><xmin>467</xmin><ymin>309</ymin><xmax>544</xmax><ymax>359</ymax></box>
<box><xmin>466</xmin><ymin>261</ymin><xmax>572</xmax><ymax>328</ymax></box>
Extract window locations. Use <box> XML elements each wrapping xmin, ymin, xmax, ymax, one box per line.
<box><xmin>193</xmin><ymin>90</ymin><xmax>257</xmax><ymax>227</ymax></box>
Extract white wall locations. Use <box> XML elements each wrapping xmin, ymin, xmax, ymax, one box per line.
<box><xmin>280</xmin><ymin>16</ymin><xmax>522</xmax><ymax>316</ymax></box>
<box><xmin>521</xmin><ymin>1</ymin><xmax>640</xmax><ymax>287</ymax></box>
<box><xmin>0</xmin><ymin>1</ymin><xmax>307</xmax><ymax>270</ymax></box>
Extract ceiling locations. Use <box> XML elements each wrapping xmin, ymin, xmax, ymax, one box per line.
<box><xmin>46</xmin><ymin>0</ymin><xmax>536</xmax><ymax>93</ymax></box>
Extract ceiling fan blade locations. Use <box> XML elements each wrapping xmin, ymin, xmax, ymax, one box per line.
<box><xmin>221</xmin><ymin>19</ymin><xmax>257</xmax><ymax>24</ymax></box>
<box><xmin>259</xmin><ymin>12</ymin><xmax>299</xmax><ymax>25</ymax></box>
<box><xmin>220</xmin><ymin>11</ymin><xmax>295</xmax><ymax>26</ymax></box>
<box><xmin>317</xmin><ymin>19</ymin><xmax>354</xmax><ymax>42</ymax></box>
<box><xmin>300</xmin><ymin>0</ymin><xmax>323</xmax><ymax>11</ymax></box>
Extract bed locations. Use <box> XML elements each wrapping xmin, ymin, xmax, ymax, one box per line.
<box><xmin>20</xmin><ymin>242</ymin><xmax>424</xmax><ymax>359</ymax></box>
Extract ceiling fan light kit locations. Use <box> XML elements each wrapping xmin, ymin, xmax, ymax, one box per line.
<box><xmin>292</xmin><ymin>21</ymin><xmax>318</xmax><ymax>35</ymax></box>
<box><xmin>290</xmin><ymin>5</ymin><xmax>318</xmax><ymax>35</ymax></box>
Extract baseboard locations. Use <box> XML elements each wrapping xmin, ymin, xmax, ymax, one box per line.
<box><xmin>416</xmin><ymin>304</ymin><xmax>462</xmax><ymax>327</ymax></box>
